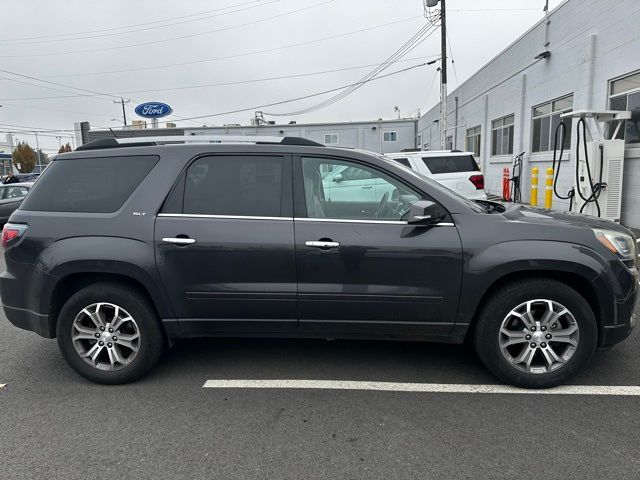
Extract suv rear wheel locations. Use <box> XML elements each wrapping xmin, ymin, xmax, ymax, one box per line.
<box><xmin>474</xmin><ymin>279</ymin><xmax>597</xmax><ymax>388</ymax></box>
<box><xmin>56</xmin><ymin>283</ymin><xmax>165</xmax><ymax>384</ymax></box>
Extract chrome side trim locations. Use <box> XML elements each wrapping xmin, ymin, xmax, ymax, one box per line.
<box><xmin>157</xmin><ymin>213</ymin><xmax>455</xmax><ymax>227</ymax></box>
<box><xmin>295</xmin><ymin>218</ymin><xmax>406</xmax><ymax>225</ymax></box>
<box><xmin>296</xmin><ymin>218</ymin><xmax>455</xmax><ymax>226</ymax></box>
<box><xmin>158</xmin><ymin>213</ymin><xmax>293</xmax><ymax>221</ymax></box>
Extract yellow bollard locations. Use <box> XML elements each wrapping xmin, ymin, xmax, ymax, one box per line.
<box><xmin>544</xmin><ymin>167</ymin><xmax>554</xmax><ymax>209</ymax></box>
<box><xmin>530</xmin><ymin>167</ymin><xmax>539</xmax><ymax>206</ymax></box>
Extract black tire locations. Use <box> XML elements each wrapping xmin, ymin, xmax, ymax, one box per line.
<box><xmin>56</xmin><ymin>283</ymin><xmax>165</xmax><ymax>384</ymax></box>
<box><xmin>474</xmin><ymin>278</ymin><xmax>597</xmax><ymax>388</ymax></box>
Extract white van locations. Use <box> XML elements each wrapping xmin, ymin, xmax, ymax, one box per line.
<box><xmin>386</xmin><ymin>150</ymin><xmax>487</xmax><ymax>200</ymax></box>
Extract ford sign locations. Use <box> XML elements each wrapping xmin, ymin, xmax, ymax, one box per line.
<box><xmin>135</xmin><ymin>102</ymin><xmax>173</xmax><ymax>119</ymax></box>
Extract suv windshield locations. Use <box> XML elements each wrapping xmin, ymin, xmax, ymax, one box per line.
<box><xmin>422</xmin><ymin>155</ymin><xmax>480</xmax><ymax>174</ymax></box>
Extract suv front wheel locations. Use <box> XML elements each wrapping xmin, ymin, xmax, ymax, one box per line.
<box><xmin>56</xmin><ymin>283</ymin><xmax>165</xmax><ymax>384</ymax></box>
<box><xmin>474</xmin><ymin>279</ymin><xmax>597</xmax><ymax>388</ymax></box>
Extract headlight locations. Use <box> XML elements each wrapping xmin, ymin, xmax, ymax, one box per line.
<box><xmin>592</xmin><ymin>228</ymin><xmax>637</xmax><ymax>262</ymax></box>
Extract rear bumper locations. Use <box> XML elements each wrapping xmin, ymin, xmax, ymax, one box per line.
<box><xmin>2</xmin><ymin>303</ymin><xmax>55</xmax><ymax>338</ymax></box>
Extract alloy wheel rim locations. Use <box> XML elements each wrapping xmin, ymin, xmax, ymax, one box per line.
<box><xmin>71</xmin><ymin>302</ymin><xmax>140</xmax><ymax>371</ymax></box>
<box><xmin>498</xmin><ymin>299</ymin><xmax>579</xmax><ymax>374</ymax></box>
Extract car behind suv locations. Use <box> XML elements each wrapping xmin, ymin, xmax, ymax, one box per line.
<box><xmin>1</xmin><ymin>136</ymin><xmax>637</xmax><ymax>387</ymax></box>
<box><xmin>386</xmin><ymin>150</ymin><xmax>487</xmax><ymax>200</ymax></box>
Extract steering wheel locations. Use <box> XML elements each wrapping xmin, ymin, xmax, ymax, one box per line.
<box><xmin>375</xmin><ymin>192</ymin><xmax>389</xmax><ymax>219</ymax></box>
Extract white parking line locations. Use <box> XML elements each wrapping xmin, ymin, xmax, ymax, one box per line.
<box><xmin>0</xmin><ymin>384</ymin><xmax>5</xmax><ymax>389</ymax></box>
<box><xmin>202</xmin><ymin>379</ymin><xmax>640</xmax><ymax>396</ymax></box>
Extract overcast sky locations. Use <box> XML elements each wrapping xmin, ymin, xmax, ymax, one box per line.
<box><xmin>0</xmin><ymin>0</ymin><xmax>563</xmax><ymax>152</ymax></box>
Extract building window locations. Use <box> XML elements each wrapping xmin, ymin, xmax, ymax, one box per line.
<box><xmin>324</xmin><ymin>133</ymin><xmax>338</xmax><ymax>145</ymax></box>
<box><xmin>383</xmin><ymin>131</ymin><xmax>398</xmax><ymax>142</ymax></box>
<box><xmin>609</xmin><ymin>71</ymin><xmax>640</xmax><ymax>144</ymax></box>
<box><xmin>465</xmin><ymin>125</ymin><xmax>481</xmax><ymax>156</ymax></box>
<box><xmin>491</xmin><ymin>114</ymin><xmax>514</xmax><ymax>156</ymax></box>
<box><xmin>532</xmin><ymin>95</ymin><xmax>572</xmax><ymax>153</ymax></box>
<box><xmin>445</xmin><ymin>135</ymin><xmax>453</xmax><ymax>150</ymax></box>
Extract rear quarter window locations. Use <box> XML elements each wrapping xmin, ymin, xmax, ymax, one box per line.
<box><xmin>421</xmin><ymin>155</ymin><xmax>480</xmax><ymax>174</ymax></box>
<box><xmin>391</xmin><ymin>157</ymin><xmax>412</xmax><ymax>168</ymax></box>
<box><xmin>20</xmin><ymin>155</ymin><xmax>158</xmax><ymax>213</ymax></box>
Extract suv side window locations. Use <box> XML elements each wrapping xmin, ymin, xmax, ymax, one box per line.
<box><xmin>301</xmin><ymin>157</ymin><xmax>420</xmax><ymax>221</ymax></box>
<box><xmin>181</xmin><ymin>155</ymin><xmax>284</xmax><ymax>217</ymax></box>
<box><xmin>20</xmin><ymin>155</ymin><xmax>158</xmax><ymax>213</ymax></box>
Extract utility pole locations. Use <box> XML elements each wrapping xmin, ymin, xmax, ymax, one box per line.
<box><xmin>33</xmin><ymin>131</ymin><xmax>41</xmax><ymax>173</ymax></box>
<box><xmin>439</xmin><ymin>0</ymin><xmax>447</xmax><ymax>150</ymax></box>
<box><xmin>113</xmin><ymin>98</ymin><xmax>130</xmax><ymax>126</ymax></box>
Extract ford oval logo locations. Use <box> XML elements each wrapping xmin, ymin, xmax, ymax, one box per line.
<box><xmin>134</xmin><ymin>102</ymin><xmax>173</xmax><ymax>118</ymax></box>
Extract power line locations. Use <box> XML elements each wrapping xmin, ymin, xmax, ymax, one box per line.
<box><xmin>264</xmin><ymin>24</ymin><xmax>438</xmax><ymax>116</ymax></box>
<box><xmin>150</xmin><ymin>62</ymin><xmax>429</xmax><ymax>123</ymax></box>
<box><xmin>0</xmin><ymin>67</ymin><xmax>202</xmax><ymax>126</ymax></box>
<box><xmin>0</xmin><ymin>68</ymin><xmax>123</xmax><ymax>101</ymax></box>
<box><xmin>0</xmin><ymin>0</ymin><xmax>275</xmax><ymax>45</ymax></box>
<box><xmin>41</xmin><ymin>16</ymin><xmax>423</xmax><ymax>79</ymax></box>
<box><xmin>421</xmin><ymin>68</ymin><xmax>439</xmax><ymax>110</ymax></box>
<box><xmin>0</xmin><ymin>1</ymin><xmax>335</xmax><ymax>58</ymax></box>
<box><xmin>446</xmin><ymin>31</ymin><xmax>459</xmax><ymax>89</ymax></box>
<box><xmin>0</xmin><ymin>56</ymin><xmax>436</xmax><ymax>102</ymax></box>
<box><xmin>0</xmin><ymin>0</ymin><xmax>264</xmax><ymax>42</ymax></box>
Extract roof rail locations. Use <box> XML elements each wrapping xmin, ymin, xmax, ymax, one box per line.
<box><xmin>75</xmin><ymin>135</ymin><xmax>324</xmax><ymax>151</ymax></box>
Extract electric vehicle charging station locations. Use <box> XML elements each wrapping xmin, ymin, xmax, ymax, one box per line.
<box><xmin>555</xmin><ymin>110</ymin><xmax>631</xmax><ymax>222</ymax></box>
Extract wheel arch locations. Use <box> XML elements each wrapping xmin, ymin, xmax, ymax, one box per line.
<box><xmin>463</xmin><ymin>270</ymin><xmax>605</xmax><ymax>346</ymax></box>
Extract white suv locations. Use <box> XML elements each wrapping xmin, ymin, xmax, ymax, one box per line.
<box><xmin>386</xmin><ymin>150</ymin><xmax>487</xmax><ymax>200</ymax></box>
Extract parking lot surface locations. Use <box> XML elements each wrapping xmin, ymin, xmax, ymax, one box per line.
<box><xmin>1</xmin><ymin>252</ymin><xmax>639</xmax><ymax>479</ymax></box>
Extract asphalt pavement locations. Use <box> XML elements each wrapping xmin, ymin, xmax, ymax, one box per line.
<box><xmin>1</xmin><ymin>253</ymin><xmax>639</xmax><ymax>480</ymax></box>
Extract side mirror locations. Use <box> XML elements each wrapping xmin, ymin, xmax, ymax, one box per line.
<box><xmin>333</xmin><ymin>173</ymin><xmax>343</xmax><ymax>183</ymax></box>
<box><xmin>407</xmin><ymin>200</ymin><xmax>447</xmax><ymax>226</ymax></box>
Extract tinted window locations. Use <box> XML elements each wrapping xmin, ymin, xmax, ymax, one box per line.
<box><xmin>183</xmin><ymin>156</ymin><xmax>283</xmax><ymax>217</ymax></box>
<box><xmin>4</xmin><ymin>186</ymin><xmax>29</xmax><ymax>199</ymax></box>
<box><xmin>421</xmin><ymin>155</ymin><xmax>480</xmax><ymax>174</ymax></box>
<box><xmin>20</xmin><ymin>156</ymin><xmax>158</xmax><ymax>213</ymax></box>
<box><xmin>392</xmin><ymin>157</ymin><xmax>412</xmax><ymax>168</ymax></box>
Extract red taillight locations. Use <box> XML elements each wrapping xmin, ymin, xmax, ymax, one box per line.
<box><xmin>2</xmin><ymin>224</ymin><xmax>25</xmax><ymax>248</ymax></box>
<box><xmin>469</xmin><ymin>174</ymin><xmax>484</xmax><ymax>190</ymax></box>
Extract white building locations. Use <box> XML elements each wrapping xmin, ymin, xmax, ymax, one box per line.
<box><xmin>417</xmin><ymin>0</ymin><xmax>640</xmax><ymax>228</ymax></box>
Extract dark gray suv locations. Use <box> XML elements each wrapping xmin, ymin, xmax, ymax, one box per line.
<box><xmin>1</xmin><ymin>136</ymin><xmax>637</xmax><ymax>387</ymax></box>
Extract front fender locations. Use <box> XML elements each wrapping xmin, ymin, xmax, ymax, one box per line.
<box><xmin>458</xmin><ymin>240</ymin><xmax>612</xmax><ymax>325</ymax></box>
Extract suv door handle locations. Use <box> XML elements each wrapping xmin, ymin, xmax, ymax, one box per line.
<box><xmin>162</xmin><ymin>237</ymin><xmax>196</xmax><ymax>245</ymax></box>
<box><xmin>361</xmin><ymin>185</ymin><xmax>373</xmax><ymax>189</ymax></box>
<box><xmin>305</xmin><ymin>240</ymin><xmax>340</xmax><ymax>249</ymax></box>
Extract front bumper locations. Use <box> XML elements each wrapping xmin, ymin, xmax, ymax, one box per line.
<box><xmin>2</xmin><ymin>303</ymin><xmax>55</xmax><ymax>338</ymax></box>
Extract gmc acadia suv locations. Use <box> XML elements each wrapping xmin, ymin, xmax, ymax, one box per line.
<box><xmin>1</xmin><ymin>136</ymin><xmax>637</xmax><ymax>387</ymax></box>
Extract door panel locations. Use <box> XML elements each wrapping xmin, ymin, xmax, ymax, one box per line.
<box><xmin>154</xmin><ymin>154</ymin><xmax>296</xmax><ymax>334</ymax></box>
<box><xmin>155</xmin><ymin>216</ymin><xmax>297</xmax><ymax>330</ymax></box>
<box><xmin>295</xmin><ymin>220</ymin><xmax>462</xmax><ymax>337</ymax></box>
<box><xmin>295</xmin><ymin>155</ymin><xmax>463</xmax><ymax>338</ymax></box>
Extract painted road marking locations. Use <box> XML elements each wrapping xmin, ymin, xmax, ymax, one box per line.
<box><xmin>0</xmin><ymin>384</ymin><xmax>5</xmax><ymax>388</ymax></box>
<box><xmin>203</xmin><ymin>380</ymin><xmax>640</xmax><ymax>396</ymax></box>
